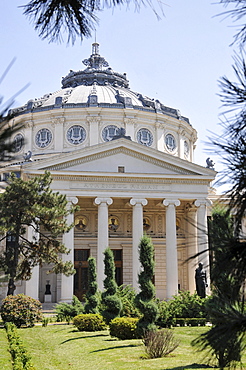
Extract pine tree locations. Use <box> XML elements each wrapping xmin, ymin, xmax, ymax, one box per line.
<box><xmin>0</xmin><ymin>171</ymin><xmax>77</xmax><ymax>295</ymax></box>
<box><xmin>101</xmin><ymin>247</ymin><xmax>122</xmax><ymax>324</ymax></box>
<box><xmin>135</xmin><ymin>235</ymin><xmax>158</xmax><ymax>336</ymax></box>
<box><xmin>84</xmin><ymin>256</ymin><xmax>99</xmax><ymax>314</ymax></box>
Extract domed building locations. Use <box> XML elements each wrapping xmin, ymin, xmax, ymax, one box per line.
<box><xmin>1</xmin><ymin>43</ymin><xmax>216</xmax><ymax>303</ymax></box>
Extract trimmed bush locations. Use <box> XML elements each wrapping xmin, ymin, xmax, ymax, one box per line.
<box><xmin>84</xmin><ymin>257</ymin><xmax>99</xmax><ymax>314</ymax></box>
<box><xmin>175</xmin><ymin>318</ymin><xmax>207</xmax><ymax>327</ymax></box>
<box><xmin>135</xmin><ymin>236</ymin><xmax>158</xmax><ymax>336</ymax></box>
<box><xmin>1</xmin><ymin>294</ymin><xmax>42</xmax><ymax>328</ymax></box>
<box><xmin>73</xmin><ymin>313</ymin><xmax>107</xmax><ymax>331</ymax></box>
<box><xmin>101</xmin><ymin>248</ymin><xmax>122</xmax><ymax>324</ymax></box>
<box><xmin>55</xmin><ymin>295</ymin><xmax>84</xmax><ymax>323</ymax></box>
<box><xmin>109</xmin><ymin>317</ymin><xmax>139</xmax><ymax>340</ymax></box>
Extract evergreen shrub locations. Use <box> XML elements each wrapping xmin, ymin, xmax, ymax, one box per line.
<box><xmin>109</xmin><ymin>317</ymin><xmax>139</xmax><ymax>340</ymax></box>
<box><xmin>117</xmin><ymin>285</ymin><xmax>140</xmax><ymax>318</ymax></box>
<box><xmin>55</xmin><ymin>295</ymin><xmax>84</xmax><ymax>323</ymax></box>
<box><xmin>73</xmin><ymin>313</ymin><xmax>106</xmax><ymax>331</ymax></box>
<box><xmin>157</xmin><ymin>291</ymin><xmax>207</xmax><ymax>328</ymax></box>
<box><xmin>84</xmin><ymin>257</ymin><xmax>99</xmax><ymax>314</ymax></box>
<box><xmin>101</xmin><ymin>248</ymin><xmax>122</xmax><ymax>324</ymax></box>
<box><xmin>1</xmin><ymin>294</ymin><xmax>42</xmax><ymax>328</ymax></box>
<box><xmin>135</xmin><ymin>236</ymin><xmax>158</xmax><ymax>336</ymax></box>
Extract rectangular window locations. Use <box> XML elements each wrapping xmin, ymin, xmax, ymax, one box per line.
<box><xmin>118</xmin><ymin>166</ymin><xmax>125</xmax><ymax>173</ymax></box>
<box><xmin>74</xmin><ymin>249</ymin><xmax>90</xmax><ymax>301</ymax></box>
<box><xmin>112</xmin><ymin>249</ymin><xmax>123</xmax><ymax>286</ymax></box>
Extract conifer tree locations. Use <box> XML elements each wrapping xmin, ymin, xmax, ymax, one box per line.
<box><xmin>0</xmin><ymin>171</ymin><xmax>77</xmax><ymax>295</ymax></box>
<box><xmin>101</xmin><ymin>247</ymin><xmax>122</xmax><ymax>324</ymax></box>
<box><xmin>135</xmin><ymin>235</ymin><xmax>158</xmax><ymax>336</ymax></box>
<box><xmin>84</xmin><ymin>256</ymin><xmax>99</xmax><ymax>314</ymax></box>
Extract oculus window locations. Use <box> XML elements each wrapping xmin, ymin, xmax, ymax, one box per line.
<box><xmin>165</xmin><ymin>133</ymin><xmax>176</xmax><ymax>152</ymax></box>
<box><xmin>184</xmin><ymin>140</ymin><xmax>189</xmax><ymax>158</ymax></box>
<box><xmin>102</xmin><ymin>125</ymin><xmax>120</xmax><ymax>141</ymax></box>
<box><xmin>13</xmin><ymin>133</ymin><xmax>24</xmax><ymax>152</ymax></box>
<box><xmin>137</xmin><ymin>128</ymin><xmax>153</xmax><ymax>146</ymax></box>
<box><xmin>67</xmin><ymin>125</ymin><xmax>86</xmax><ymax>145</ymax></box>
<box><xmin>35</xmin><ymin>128</ymin><xmax>52</xmax><ymax>148</ymax></box>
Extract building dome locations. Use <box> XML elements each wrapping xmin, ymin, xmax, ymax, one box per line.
<box><xmin>8</xmin><ymin>43</ymin><xmax>197</xmax><ymax>162</ymax></box>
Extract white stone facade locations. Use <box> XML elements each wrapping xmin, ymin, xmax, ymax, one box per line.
<box><xmin>0</xmin><ymin>44</ymin><xmax>216</xmax><ymax>303</ymax></box>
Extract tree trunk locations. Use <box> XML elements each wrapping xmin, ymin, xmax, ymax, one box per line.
<box><xmin>7</xmin><ymin>277</ymin><xmax>16</xmax><ymax>296</ymax></box>
<box><xmin>6</xmin><ymin>234</ymin><xmax>19</xmax><ymax>296</ymax></box>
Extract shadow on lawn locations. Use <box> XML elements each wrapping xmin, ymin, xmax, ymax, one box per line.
<box><xmin>61</xmin><ymin>333</ymin><xmax>108</xmax><ymax>344</ymax></box>
<box><xmin>165</xmin><ymin>364</ymin><xmax>215</xmax><ymax>370</ymax></box>
<box><xmin>91</xmin><ymin>344</ymin><xmax>139</xmax><ymax>353</ymax></box>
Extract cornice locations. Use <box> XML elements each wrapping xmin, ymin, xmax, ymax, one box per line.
<box><xmin>44</xmin><ymin>174</ymin><xmax>210</xmax><ymax>186</ymax></box>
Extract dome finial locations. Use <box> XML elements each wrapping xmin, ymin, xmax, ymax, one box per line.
<box><xmin>92</xmin><ymin>41</ymin><xmax>99</xmax><ymax>56</ymax></box>
<box><xmin>83</xmin><ymin>42</ymin><xmax>109</xmax><ymax>70</ymax></box>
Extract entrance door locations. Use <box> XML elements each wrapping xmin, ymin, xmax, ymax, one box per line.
<box><xmin>112</xmin><ymin>249</ymin><xmax>123</xmax><ymax>286</ymax></box>
<box><xmin>74</xmin><ymin>249</ymin><xmax>90</xmax><ymax>301</ymax></box>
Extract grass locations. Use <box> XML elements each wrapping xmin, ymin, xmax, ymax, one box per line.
<box><xmin>0</xmin><ymin>328</ymin><xmax>12</xmax><ymax>369</ymax></box>
<box><xmin>1</xmin><ymin>324</ymin><xmax>245</xmax><ymax>369</ymax></box>
<box><xmin>14</xmin><ymin>325</ymin><xmax>242</xmax><ymax>370</ymax></box>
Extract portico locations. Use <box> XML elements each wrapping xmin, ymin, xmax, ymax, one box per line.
<box><xmin>21</xmin><ymin>136</ymin><xmax>215</xmax><ymax>302</ymax></box>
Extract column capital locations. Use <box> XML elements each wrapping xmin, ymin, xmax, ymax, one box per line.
<box><xmin>163</xmin><ymin>199</ymin><xmax>180</xmax><ymax>207</ymax></box>
<box><xmin>67</xmin><ymin>196</ymin><xmax>78</xmax><ymax>205</ymax></box>
<box><xmin>94</xmin><ymin>197</ymin><xmax>113</xmax><ymax>206</ymax></box>
<box><xmin>130</xmin><ymin>198</ymin><xmax>148</xmax><ymax>207</ymax></box>
<box><xmin>194</xmin><ymin>199</ymin><xmax>212</xmax><ymax>208</ymax></box>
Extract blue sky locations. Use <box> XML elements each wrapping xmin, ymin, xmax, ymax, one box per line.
<box><xmin>0</xmin><ymin>1</ymin><xmax>238</xmax><ymax>189</ymax></box>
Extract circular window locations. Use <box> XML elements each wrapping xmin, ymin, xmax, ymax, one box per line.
<box><xmin>165</xmin><ymin>133</ymin><xmax>176</xmax><ymax>152</ymax></box>
<box><xmin>102</xmin><ymin>125</ymin><xmax>120</xmax><ymax>141</ymax></box>
<box><xmin>67</xmin><ymin>125</ymin><xmax>86</xmax><ymax>145</ymax></box>
<box><xmin>13</xmin><ymin>133</ymin><xmax>24</xmax><ymax>152</ymax></box>
<box><xmin>184</xmin><ymin>140</ymin><xmax>189</xmax><ymax>157</ymax></box>
<box><xmin>35</xmin><ymin>128</ymin><xmax>52</xmax><ymax>148</ymax></box>
<box><xmin>137</xmin><ymin>128</ymin><xmax>153</xmax><ymax>146</ymax></box>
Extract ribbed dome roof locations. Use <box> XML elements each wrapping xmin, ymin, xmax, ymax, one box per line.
<box><xmin>9</xmin><ymin>43</ymin><xmax>189</xmax><ymax>124</ymax></box>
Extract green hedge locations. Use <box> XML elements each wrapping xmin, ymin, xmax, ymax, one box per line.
<box><xmin>73</xmin><ymin>314</ymin><xmax>106</xmax><ymax>331</ymax></box>
<box><xmin>109</xmin><ymin>317</ymin><xmax>139</xmax><ymax>340</ymax></box>
<box><xmin>5</xmin><ymin>322</ymin><xmax>35</xmax><ymax>370</ymax></box>
<box><xmin>173</xmin><ymin>318</ymin><xmax>207</xmax><ymax>327</ymax></box>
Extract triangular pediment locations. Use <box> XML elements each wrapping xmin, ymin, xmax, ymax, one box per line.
<box><xmin>24</xmin><ymin>138</ymin><xmax>215</xmax><ymax>178</ymax></box>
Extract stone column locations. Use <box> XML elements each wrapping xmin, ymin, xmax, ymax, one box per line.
<box><xmin>185</xmin><ymin>203</ymin><xmax>198</xmax><ymax>293</ymax></box>
<box><xmin>60</xmin><ymin>196</ymin><xmax>78</xmax><ymax>303</ymax></box>
<box><xmin>130</xmin><ymin>198</ymin><xmax>148</xmax><ymax>291</ymax></box>
<box><xmin>194</xmin><ymin>199</ymin><xmax>211</xmax><ymax>292</ymax></box>
<box><xmin>94</xmin><ymin>197</ymin><xmax>113</xmax><ymax>291</ymax></box>
<box><xmin>25</xmin><ymin>225</ymin><xmax>39</xmax><ymax>300</ymax></box>
<box><xmin>194</xmin><ymin>200</ymin><xmax>210</xmax><ymax>264</ymax></box>
<box><xmin>163</xmin><ymin>199</ymin><xmax>180</xmax><ymax>300</ymax></box>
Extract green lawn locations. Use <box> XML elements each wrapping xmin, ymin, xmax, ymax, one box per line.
<box><xmin>0</xmin><ymin>328</ymin><xmax>12</xmax><ymax>369</ymax></box>
<box><xmin>14</xmin><ymin>325</ymin><xmax>244</xmax><ymax>370</ymax></box>
<box><xmin>1</xmin><ymin>324</ymin><xmax>245</xmax><ymax>370</ymax></box>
